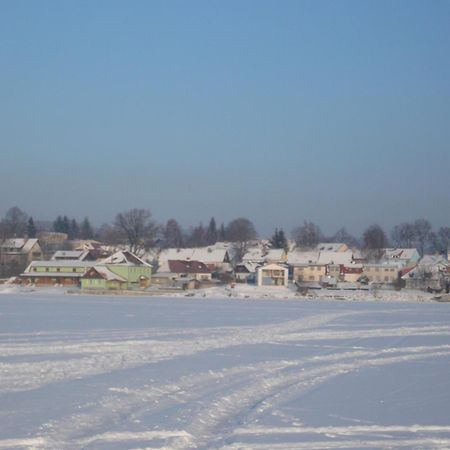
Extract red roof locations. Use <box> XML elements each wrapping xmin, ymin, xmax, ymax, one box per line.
<box><xmin>168</xmin><ymin>260</ymin><xmax>211</xmax><ymax>274</ymax></box>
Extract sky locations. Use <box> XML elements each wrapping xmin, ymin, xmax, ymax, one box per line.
<box><xmin>1</xmin><ymin>0</ymin><xmax>449</xmax><ymax>237</ymax></box>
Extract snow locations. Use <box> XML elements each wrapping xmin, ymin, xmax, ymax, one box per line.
<box><xmin>0</xmin><ymin>289</ymin><xmax>450</xmax><ymax>449</ymax></box>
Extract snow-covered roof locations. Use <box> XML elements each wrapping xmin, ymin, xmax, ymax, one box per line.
<box><xmin>1</xmin><ymin>238</ymin><xmax>39</xmax><ymax>253</ymax></box>
<box><xmin>383</xmin><ymin>248</ymin><xmax>419</xmax><ymax>260</ymax></box>
<box><xmin>264</xmin><ymin>249</ymin><xmax>286</xmax><ymax>261</ymax></box>
<box><xmin>287</xmin><ymin>251</ymin><xmax>320</xmax><ymax>265</ymax></box>
<box><xmin>417</xmin><ymin>255</ymin><xmax>448</xmax><ymax>267</ymax></box>
<box><xmin>88</xmin><ymin>266</ymin><xmax>127</xmax><ymax>282</ymax></box>
<box><xmin>25</xmin><ymin>260</ymin><xmax>94</xmax><ymax>269</ymax></box>
<box><xmin>101</xmin><ymin>251</ymin><xmax>150</xmax><ymax>266</ymax></box>
<box><xmin>315</xmin><ymin>243</ymin><xmax>348</xmax><ymax>252</ymax></box>
<box><xmin>317</xmin><ymin>251</ymin><xmax>353</xmax><ymax>266</ymax></box>
<box><xmin>242</xmin><ymin>248</ymin><xmax>264</xmax><ymax>262</ymax></box>
<box><xmin>52</xmin><ymin>250</ymin><xmax>90</xmax><ymax>260</ymax></box>
<box><xmin>257</xmin><ymin>263</ymin><xmax>288</xmax><ymax>271</ymax></box>
<box><xmin>235</xmin><ymin>262</ymin><xmax>260</xmax><ymax>273</ymax></box>
<box><xmin>158</xmin><ymin>247</ymin><xmax>228</xmax><ymax>264</ymax></box>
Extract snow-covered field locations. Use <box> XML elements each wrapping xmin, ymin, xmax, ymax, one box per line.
<box><xmin>1</xmin><ymin>290</ymin><xmax>450</xmax><ymax>449</ymax></box>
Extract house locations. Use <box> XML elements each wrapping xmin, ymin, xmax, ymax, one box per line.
<box><xmin>81</xmin><ymin>251</ymin><xmax>152</xmax><ymax>290</ymax></box>
<box><xmin>167</xmin><ymin>260</ymin><xmax>212</xmax><ymax>281</ymax></box>
<box><xmin>158</xmin><ymin>246</ymin><xmax>231</xmax><ymax>272</ymax></box>
<box><xmin>21</xmin><ymin>260</ymin><xmax>94</xmax><ymax>286</ymax></box>
<box><xmin>402</xmin><ymin>255</ymin><xmax>449</xmax><ymax>292</ymax></box>
<box><xmin>71</xmin><ymin>240</ymin><xmax>111</xmax><ymax>259</ymax></box>
<box><xmin>242</xmin><ymin>247</ymin><xmax>287</xmax><ymax>265</ymax></box>
<box><xmin>382</xmin><ymin>248</ymin><xmax>420</xmax><ymax>268</ymax></box>
<box><xmin>362</xmin><ymin>263</ymin><xmax>401</xmax><ymax>285</ymax></box>
<box><xmin>81</xmin><ymin>266</ymin><xmax>129</xmax><ymax>290</ymax></box>
<box><xmin>234</xmin><ymin>262</ymin><xmax>259</xmax><ymax>283</ymax></box>
<box><xmin>293</xmin><ymin>263</ymin><xmax>327</xmax><ymax>284</ymax></box>
<box><xmin>256</xmin><ymin>263</ymin><xmax>289</xmax><ymax>287</ymax></box>
<box><xmin>0</xmin><ymin>238</ymin><xmax>43</xmax><ymax>276</ymax></box>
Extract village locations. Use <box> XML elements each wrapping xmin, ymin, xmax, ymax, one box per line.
<box><xmin>1</xmin><ymin>231</ymin><xmax>449</xmax><ymax>298</ymax></box>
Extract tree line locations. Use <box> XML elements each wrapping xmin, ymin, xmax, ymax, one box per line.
<box><xmin>1</xmin><ymin>206</ymin><xmax>449</xmax><ymax>257</ymax></box>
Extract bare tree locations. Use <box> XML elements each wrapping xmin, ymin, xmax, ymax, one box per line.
<box><xmin>331</xmin><ymin>227</ymin><xmax>359</xmax><ymax>248</ymax></box>
<box><xmin>413</xmin><ymin>219</ymin><xmax>433</xmax><ymax>256</ymax></box>
<box><xmin>362</xmin><ymin>224</ymin><xmax>387</xmax><ymax>260</ymax></box>
<box><xmin>114</xmin><ymin>208</ymin><xmax>157</xmax><ymax>254</ymax></box>
<box><xmin>164</xmin><ymin>219</ymin><xmax>184</xmax><ymax>248</ymax></box>
<box><xmin>0</xmin><ymin>206</ymin><xmax>28</xmax><ymax>238</ymax></box>
<box><xmin>391</xmin><ymin>222</ymin><xmax>415</xmax><ymax>248</ymax></box>
<box><xmin>292</xmin><ymin>221</ymin><xmax>322</xmax><ymax>249</ymax></box>
<box><xmin>436</xmin><ymin>226</ymin><xmax>450</xmax><ymax>255</ymax></box>
<box><xmin>226</xmin><ymin>218</ymin><xmax>257</xmax><ymax>262</ymax></box>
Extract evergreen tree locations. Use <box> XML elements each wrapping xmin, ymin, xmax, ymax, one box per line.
<box><xmin>205</xmin><ymin>217</ymin><xmax>218</xmax><ymax>245</ymax></box>
<box><xmin>218</xmin><ymin>223</ymin><xmax>227</xmax><ymax>241</ymax></box>
<box><xmin>27</xmin><ymin>217</ymin><xmax>37</xmax><ymax>238</ymax></box>
<box><xmin>53</xmin><ymin>216</ymin><xmax>64</xmax><ymax>233</ymax></box>
<box><xmin>80</xmin><ymin>217</ymin><xmax>94</xmax><ymax>239</ymax></box>
<box><xmin>270</xmin><ymin>228</ymin><xmax>288</xmax><ymax>250</ymax></box>
<box><xmin>69</xmin><ymin>219</ymin><xmax>79</xmax><ymax>239</ymax></box>
<box><xmin>188</xmin><ymin>223</ymin><xmax>206</xmax><ymax>247</ymax></box>
<box><xmin>61</xmin><ymin>216</ymin><xmax>71</xmax><ymax>235</ymax></box>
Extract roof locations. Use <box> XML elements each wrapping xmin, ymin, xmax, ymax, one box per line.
<box><xmin>287</xmin><ymin>251</ymin><xmax>320</xmax><ymax>265</ymax></box>
<box><xmin>84</xmin><ymin>266</ymin><xmax>127</xmax><ymax>282</ymax></box>
<box><xmin>1</xmin><ymin>238</ymin><xmax>39</xmax><ymax>253</ymax></box>
<box><xmin>242</xmin><ymin>248</ymin><xmax>264</xmax><ymax>262</ymax></box>
<box><xmin>168</xmin><ymin>260</ymin><xmax>211</xmax><ymax>274</ymax></box>
<box><xmin>317</xmin><ymin>251</ymin><xmax>353</xmax><ymax>266</ymax></box>
<box><xmin>21</xmin><ymin>272</ymin><xmax>85</xmax><ymax>278</ymax></box>
<box><xmin>101</xmin><ymin>251</ymin><xmax>150</xmax><ymax>266</ymax></box>
<box><xmin>234</xmin><ymin>262</ymin><xmax>260</xmax><ymax>273</ymax></box>
<box><xmin>158</xmin><ymin>247</ymin><xmax>229</xmax><ymax>264</ymax></box>
<box><xmin>25</xmin><ymin>260</ymin><xmax>94</xmax><ymax>269</ymax></box>
<box><xmin>383</xmin><ymin>248</ymin><xmax>419</xmax><ymax>260</ymax></box>
<box><xmin>52</xmin><ymin>250</ymin><xmax>90</xmax><ymax>260</ymax></box>
<box><xmin>315</xmin><ymin>243</ymin><xmax>348</xmax><ymax>252</ymax></box>
<box><xmin>257</xmin><ymin>263</ymin><xmax>288</xmax><ymax>271</ymax></box>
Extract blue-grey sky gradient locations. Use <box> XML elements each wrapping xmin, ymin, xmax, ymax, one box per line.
<box><xmin>1</xmin><ymin>0</ymin><xmax>449</xmax><ymax>237</ymax></box>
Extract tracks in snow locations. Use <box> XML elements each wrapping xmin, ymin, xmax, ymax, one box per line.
<box><xmin>1</xmin><ymin>307</ymin><xmax>450</xmax><ymax>449</ymax></box>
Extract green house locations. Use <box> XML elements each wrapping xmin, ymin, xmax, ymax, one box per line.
<box><xmin>81</xmin><ymin>251</ymin><xmax>152</xmax><ymax>291</ymax></box>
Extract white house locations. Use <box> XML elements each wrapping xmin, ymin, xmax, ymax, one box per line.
<box><xmin>256</xmin><ymin>263</ymin><xmax>289</xmax><ymax>287</ymax></box>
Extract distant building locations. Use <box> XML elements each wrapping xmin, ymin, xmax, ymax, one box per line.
<box><xmin>256</xmin><ymin>263</ymin><xmax>289</xmax><ymax>287</ymax></box>
<box><xmin>158</xmin><ymin>246</ymin><xmax>231</xmax><ymax>272</ymax></box>
<box><xmin>81</xmin><ymin>251</ymin><xmax>152</xmax><ymax>290</ymax></box>
<box><xmin>167</xmin><ymin>260</ymin><xmax>212</xmax><ymax>281</ymax></box>
<box><xmin>21</xmin><ymin>260</ymin><xmax>94</xmax><ymax>286</ymax></box>
<box><xmin>0</xmin><ymin>238</ymin><xmax>43</xmax><ymax>276</ymax></box>
<box><xmin>362</xmin><ymin>263</ymin><xmax>401</xmax><ymax>285</ymax></box>
<box><xmin>382</xmin><ymin>248</ymin><xmax>420</xmax><ymax>267</ymax></box>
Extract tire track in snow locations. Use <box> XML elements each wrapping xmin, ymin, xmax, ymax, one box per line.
<box><xmin>31</xmin><ymin>345</ymin><xmax>450</xmax><ymax>449</ymax></box>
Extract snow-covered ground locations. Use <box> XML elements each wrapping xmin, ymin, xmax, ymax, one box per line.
<box><xmin>1</xmin><ymin>290</ymin><xmax>450</xmax><ymax>449</ymax></box>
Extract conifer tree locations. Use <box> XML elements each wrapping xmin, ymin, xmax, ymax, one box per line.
<box><xmin>27</xmin><ymin>217</ymin><xmax>37</xmax><ymax>238</ymax></box>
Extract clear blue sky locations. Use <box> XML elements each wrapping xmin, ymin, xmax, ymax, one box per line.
<box><xmin>1</xmin><ymin>0</ymin><xmax>449</xmax><ymax>237</ymax></box>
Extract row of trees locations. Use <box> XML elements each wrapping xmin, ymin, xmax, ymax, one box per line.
<box><xmin>1</xmin><ymin>206</ymin><xmax>449</xmax><ymax>257</ymax></box>
<box><xmin>291</xmin><ymin>220</ymin><xmax>450</xmax><ymax>256</ymax></box>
